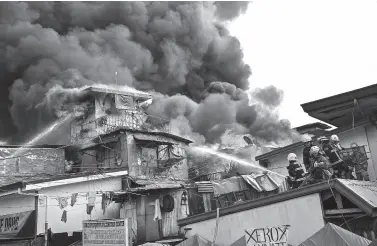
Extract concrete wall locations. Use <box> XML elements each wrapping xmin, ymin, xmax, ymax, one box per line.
<box><xmin>127</xmin><ymin>132</ymin><xmax>189</xmax><ymax>179</ymax></box>
<box><xmin>36</xmin><ymin>176</ymin><xmax>122</xmax><ymax>235</ymax></box>
<box><xmin>181</xmin><ymin>193</ymin><xmax>325</xmax><ymax>246</ymax></box>
<box><xmin>0</xmin><ymin>148</ymin><xmax>65</xmax><ymax>175</ymax></box>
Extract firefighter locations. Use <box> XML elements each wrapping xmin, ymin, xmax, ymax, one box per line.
<box><xmin>286</xmin><ymin>153</ymin><xmax>305</xmax><ymax>189</ymax></box>
<box><xmin>322</xmin><ymin>135</ymin><xmax>346</xmax><ymax>178</ymax></box>
<box><xmin>302</xmin><ymin>136</ymin><xmax>314</xmax><ymax>172</ymax></box>
<box><xmin>317</xmin><ymin>136</ymin><xmax>329</xmax><ymax>156</ymax></box>
<box><xmin>330</xmin><ymin>135</ymin><xmax>344</xmax><ymax>151</ymax></box>
<box><xmin>307</xmin><ymin>146</ymin><xmax>332</xmax><ymax>184</ymax></box>
<box><xmin>350</xmin><ymin>142</ymin><xmax>370</xmax><ymax>181</ymax></box>
<box><xmin>329</xmin><ymin>134</ymin><xmax>355</xmax><ymax>179</ymax></box>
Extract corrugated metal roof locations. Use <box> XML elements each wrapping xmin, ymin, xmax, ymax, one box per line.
<box><xmin>338</xmin><ymin>179</ymin><xmax>377</xmax><ymax>207</ymax></box>
<box><xmin>134</xmin><ymin>133</ymin><xmax>183</xmax><ymax>145</ymax></box>
<box><xmin>195</xmin><ymin>182</ymin><xmax>214</xmax><ymax>193</ymax></box>
<box><xmin>124</xmin><ymin>178</ymin><xmax>187</xmax><ymax>191</ymax></box>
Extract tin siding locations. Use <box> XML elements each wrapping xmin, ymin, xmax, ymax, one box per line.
<box><xmin>162</xmin><ymin>190</ymin><xmax>189</xmax><ymax>238</ymax></box>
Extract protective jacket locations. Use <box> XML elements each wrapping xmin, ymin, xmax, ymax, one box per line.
<box><xmin>287</xmin><ymin>161</ymin><xmax>305</xmax><ymax>188</ymax></box>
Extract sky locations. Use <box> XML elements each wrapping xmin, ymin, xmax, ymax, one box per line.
<box><xmin>228</xmin><ymin>0</ymin><xmax>377</xmax><ymax>128</ymax></box>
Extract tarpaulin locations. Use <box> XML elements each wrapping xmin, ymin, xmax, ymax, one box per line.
<box><xmin>241</xmin><ymin>175</ymin><xmax>263</xmax><ymax>192</ymax></box>
<box><xmin>212</xmin><ymin>176</ymin><xmax>249</xmax><ymax>197</ymax></box>
<box><xmin>0</xmin><ymin>211</ymin><xmax>36</xmax><ymax>239</ymax></box>
<box><xmin>299</xmin><ymin>223</ymin><xmax>371</xmax><ymax>246</ymax></box>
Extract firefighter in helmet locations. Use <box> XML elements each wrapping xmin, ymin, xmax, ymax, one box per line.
<box><xmin>307</xmin><ymin>146</ymin><xmax>332</xmax><ymax>184</ymax></box>
<box><xmin>327</xmin><ymin>134</ymin><xmax>353</xmax><ymax>179</ymax></box>
<box><xmin>286</xmin><ymin>153</ymin><xmax>305</xmax><ymax>189</ymax></box>
<box><xmin>302</xmin><ymin>136</ymin><xmax>314</xmax><ymax>172</ymax></box>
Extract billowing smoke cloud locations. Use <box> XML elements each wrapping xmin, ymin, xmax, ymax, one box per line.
<box><xmin>0</xmin><ymin>1</ymin><xmax>301</xmax><ymax>147</ymax></box>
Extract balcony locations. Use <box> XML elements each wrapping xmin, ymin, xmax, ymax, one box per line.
<box><xmin>70</xmin><ymin>111</ymin><xmax>170</xmax><ymax>144</ymax></box>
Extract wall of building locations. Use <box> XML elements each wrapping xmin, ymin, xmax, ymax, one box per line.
<box><xmin>264</xmin><ymin>146</ymin><xmax>305</xmax><ymax>177</ymax></box>
<box><xmin>181</xmin><ymin>193</ymin><xmax>325</xmax><ymax>246</ymax></box>
<box><xmin>0</xmin><ymin>148</ymin><xmax>65</xmax><ymax>175</ymax></box>
<box><xmin>36</xmin><ymin>176</ymin><xmax>122</xmax><ymax>235</ymax></box>
<box><xmin>126</xmin><ymin>132</ymin><xmax>189</xmax><ymax>179</ymax></box>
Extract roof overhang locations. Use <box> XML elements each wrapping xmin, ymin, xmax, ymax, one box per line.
<box><xmin>82</xmin><ymin>85</ymin><xmax>152</xmax><ymax>101</ymax></box>
<box><xmin>23</xmin><ymin>170</ymin><xmax>128</xmax><ymax>191</ymax></box>
<box><xmin>301</xmin><ymin>84</ymin><xmax>377</xmax><ymax>127</ymax></box>
<box><xmin>255</xmin><ymin>119</ymin><xmax>370</xmax><ymax>161</ymax></box>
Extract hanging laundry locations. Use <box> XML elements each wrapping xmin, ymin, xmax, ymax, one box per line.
<box><xmin>71</xmin><ymin>193</ymin><xmax>78</xmax><ymax>207</ymax></box>
<box><xmin>101</xmin><ymin>193</ymin><xmax>107</xmax><ymax>214</ymax></box>
<box><xmin>153</xmin><ymin>198</ymin><xmax>162</xmax><ymax>221</ymax></box>
<box><xmin>101</xmin><ymin>192</ymin><xmax>113</xmax><ymax>215</ymax></box>
<box><xmin>61</xmin><ymin>210</ymin><xmax>67</xmax><ymax>223</ymax></box>
<box><xmin>87</xmin><ymin>204</ymin><xmax>94</xmax><ymax>215</ymax></box>
<box><xmin>88</xmin><ymin>192</ymin><xmax>96</xmax><ymax>206</ymax></box>
<box><xmin>58</xmin><ymin>197</ymin><xmax>68</xmax><ymax>209</ymax></box>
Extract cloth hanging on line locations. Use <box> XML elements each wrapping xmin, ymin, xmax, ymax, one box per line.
<box><xmin>58</xmin><ymin>197</ymin><xmax>68</xmax><ymax>209</ymax></box>
<box><xmin>88</xmin><ymin>192</ymin><xmax>96</xmax><ymax>206</ymax></box>
<box><xmin>153</xmin><ymin>198</ymin><xmax>162</xmax><ymax>221</ymax></box>
<box><xmin>71</xmin><ymin>193</ymin><xmax>78</xmax><ymax>207</ymax></box>
<box><xmin>101</xmin><ymin>192</ymin><xmax>113</xmax><ymax>215</ymax></box>
<box><xmin>87</xmin><ymin>204</ymin><xmax>94</xmax><ymax>215</ymax></box>
<box><xmin>61</xmin><ymin>210</ymin><xmax>67</xmax><ymax>223</ymax></box>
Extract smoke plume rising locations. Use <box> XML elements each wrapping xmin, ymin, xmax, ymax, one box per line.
<box><xmin>0</xmin><ymin>1</ymin><xmax>302</xmax><ymax>147</ymax></box>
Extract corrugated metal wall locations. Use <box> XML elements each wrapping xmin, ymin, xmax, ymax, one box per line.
<box><xmin>162</xmin><ymin>190</ymin><xmax>189</xmax><ymax>238</ymax></box>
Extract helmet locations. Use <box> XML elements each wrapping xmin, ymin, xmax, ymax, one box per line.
<box><xmin>330</xmin><ymin>135</ymin><xmax>339</xmax><ymax>143</ymax></box>
<box><xmin>309</xmin><ymin>146</ymin><xmax>320</xmax><ymax>156</ymax></box>
<box><xmin>317</xmin><ymin>136</ymin><xmax>328</xmax><ymax>144</ymax></box>
<box><xmin>287</xmin><ymin>153</ymin><xmax>298</xmax><ymax>162</ymax></box>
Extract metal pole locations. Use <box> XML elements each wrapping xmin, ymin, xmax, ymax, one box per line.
<box><xmin>44</xmin><ymin>196</ymin><xmax>48</xmax><ymax>246</ymax></box>
<box><xmin>212</xmin><ymin>208</ymin><xmax>220</xmax><ymax>246</ymax></box>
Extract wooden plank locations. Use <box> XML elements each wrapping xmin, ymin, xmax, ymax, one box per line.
<box><xmin>334</xmin><ymin>192</ymin><xmax>343</xmax><ymax>209</ymax></box>
<box><xmin>324</xmin><ymin>208</ymin><xmax>363</xmax><ymax>215</ymax></box>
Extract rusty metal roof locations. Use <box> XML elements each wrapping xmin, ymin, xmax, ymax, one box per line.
<box><xmin>337</xmin><ymin>179</ymin><xmax>377</xmax><ymax>208</ymax></box>
<box><xmin>123</xmin><ymin>177</ymin><xmax>187</xmax><ymax>191</ymax></box>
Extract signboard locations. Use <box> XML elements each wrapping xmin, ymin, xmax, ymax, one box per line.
<box><xmin>245</xmin><ymin>225</ymin><xmax>290</xmax><ymax>246</ymax></box>
<box><xmin>0</xmin><ymin>211</ymin><xmax>36</xmax><ymax>239</ymax></box>
<box><xmin>115</xmin><ymin>95</ymin><xmax>134</xmax><ymax>110</ymax></box>
<box><xmin>83</xmin><ymin>219</ymin><xmax>129</xmax><ymax>246</ymax></box>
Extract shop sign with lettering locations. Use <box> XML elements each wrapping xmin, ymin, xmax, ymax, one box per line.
<box><xmin>245</xmin><ymin>225</ymin><xmax>290</xmax><ymax>246</ymax></box>
<box><xmin>83</xmin><ymin>219</ymin><xmax>129</xmax><ymax>246</ymax></box>
<box><xmin>0</xmin><ymin>211</ymin><xmax>35</xmax><ymax>239</ymax></box>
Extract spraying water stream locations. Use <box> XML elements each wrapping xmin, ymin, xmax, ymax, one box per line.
<box><xmin>191</xmin><ymin>146</ymin><xmax>286</xmax><ymax>178</ymax></box>
<box><xmin>2</xmin><ymin>113</ymin><xmax>73</xmax><ymax>166</ymax></box>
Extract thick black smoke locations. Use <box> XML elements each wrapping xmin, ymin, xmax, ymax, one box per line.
<box><xmin>0</xmin><ymin>1</ymin><xmax>301</xmax><ymax>145</ymax></box>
